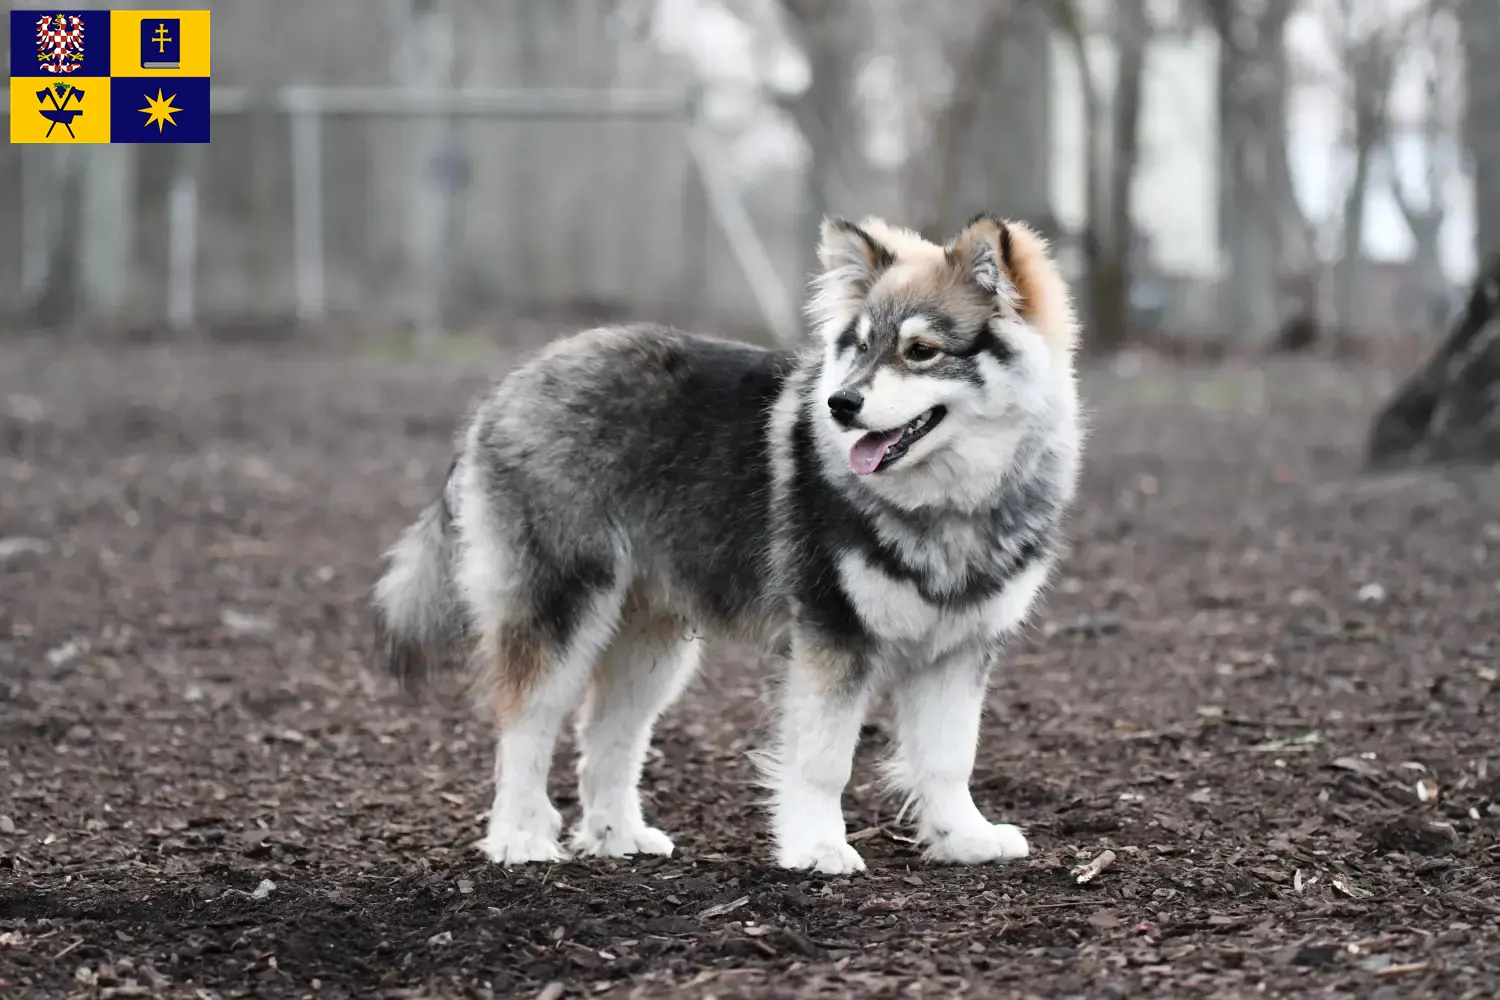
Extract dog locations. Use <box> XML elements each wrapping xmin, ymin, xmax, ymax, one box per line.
<box><xmin>373</xmin><ymin>214</ymin><xmax>1083</xmax><ymax>874</ymax></box>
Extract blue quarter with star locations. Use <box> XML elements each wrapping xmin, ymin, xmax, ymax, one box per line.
<box><xmin>109</xmin><ymin>75</ymin><xmax>209</xmax><ymax>142</ymax></box>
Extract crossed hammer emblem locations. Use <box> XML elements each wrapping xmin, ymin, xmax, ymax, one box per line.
<box><xmin>36</xmin><ymin>82</ymin><xmax>86</xmax><ymax>138</ymax></box>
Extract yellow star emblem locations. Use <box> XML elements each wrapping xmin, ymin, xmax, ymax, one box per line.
<box><xmin>139</xmin><ymin>88</ymin><xmax>181</xmax><ymax>132</ymax></box>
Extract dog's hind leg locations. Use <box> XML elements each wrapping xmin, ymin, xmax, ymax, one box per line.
<box><xmin>569</xmin><ymin>609</ymin><xmax>702</xmax><ymax>858</ymax></box>
<box><xmin>885</xmin><ymin>646</ymin><xmax>1029</xmax><ymax>865</ymax></box>
<box><xmin>471</xmin><ymin>583</ymin><xmax>626</xmax><ymax>866</ymax></box>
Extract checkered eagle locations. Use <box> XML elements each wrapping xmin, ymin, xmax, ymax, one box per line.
<box><xmin>35</xmin><ymin>13</ymin><xmax>86</xmax><ymax>75</ymax></box>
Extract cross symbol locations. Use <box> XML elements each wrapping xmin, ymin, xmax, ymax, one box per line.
<box><xmin>151</xmin><ymin>22</ymin><xmax>172</xmax><ymax>53</ymax></box>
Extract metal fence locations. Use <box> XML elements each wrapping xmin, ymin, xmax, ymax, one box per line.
<box><xmin>0</xmin><ymin>86</ymin><xmax>803</xmax><ymax>344</ymax></box>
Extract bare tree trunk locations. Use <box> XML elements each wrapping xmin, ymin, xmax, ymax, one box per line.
<box><xmin>900</xmin><ymin>2</ymin><xmax>1014</xmax><ymax>237</ymax></box>
<box><xmin>243</xmin><ymin>0</ymin><xmax>288</xmax><ymax>315</ymax></box>
<box><xmin>1263</xmin><ymin>17</ymin><xmax>1317</xmax><ymax>275</ymax></box>
<box><xmin>1334</xmin><ymin>21</ymin><xmax>1402</xmax><ymax>334</ymax></box>
<box><xmin>1395</xmin><ymin>17</ymin><xmax>1457</xmax><ymax>335</ymax></box>
<box><xmin>976</xmin><ymin>2</ymin><xmax>1053</xmax><ymax>230</ymax></box>
<box><xmin>1460</xmin><ymin>0</ymin><xmax>1500</xmax><ymax>257</ymax></box>
<box><xmin>1048</xmin><ymin>0</ymin><xmax>1118</xmax><ymax>351</ymax></box>
<box><xmin>77</xmin><ymin>147</ymin><xmax>136</xmax><ymax>322</ymax></box>
<box><xmin>776</xmin><ymin>0</ymin><xmax>874</xmax><ymax>303</ymax></box>
<box><xmin>1207</xmin><ymin>0</ymin><xmax>1298</xmax><ymax>343</ymax></box>
<box><xmin>1390</xmin><ymin>149</ymin><xmax>1447</xmax><ymax>334</ymax></box>
<box><xmin>1090</xmin><ymin>0</ymin><xmax>1147</xmax><ymax>353</ymax></box>
<box><xmin>246</xmin><ymin>100</ymin><xmax>282</xmax><ymax>312</ymax></box>
<box><xmin>1369</xmin><ymin>252</ymin><xmax>1500</xmax><ymax>467</ymax></box>
<box><xmin>29</xmin><ymin>148</ymin><xmax>84</xmax><ymax>328</ymax></box>
<box><xmin>1333</xmin><ymin>137</ymin><xmax>1375</xmax><ymax>331</ymax></box>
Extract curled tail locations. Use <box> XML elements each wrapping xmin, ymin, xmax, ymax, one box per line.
<box><xmin>373</xmin><ymin>458</ymin><xmax>462</xmax><ymax>689</ymax></box>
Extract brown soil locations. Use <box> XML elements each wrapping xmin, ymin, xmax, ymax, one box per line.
<box><xmin>2</xmin><ymin>336</ymin><xmax>1497</xmax><ymax>999</ymax></box>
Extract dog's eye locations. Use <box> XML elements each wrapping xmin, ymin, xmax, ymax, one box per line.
<box><xmin>904</xmin><ymin>343</ymin><xmax>940</xmax><ymax>363</ymax></box>
<box><xmin>857</xmin><ymin>341</ymin><xmax>869</xmax><ymax>353</ymax></box>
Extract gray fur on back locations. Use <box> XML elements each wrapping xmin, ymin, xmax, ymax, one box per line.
<box><xmin>465</xmin><ymin>323</ymin><xmax>795</xmax><ymax>643</ymax></box>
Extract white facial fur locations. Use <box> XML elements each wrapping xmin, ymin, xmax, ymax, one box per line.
<box><xmin>812</xmin><ymin>309</ymin><xmax>1078</xmax><ymax>512</ymax></box>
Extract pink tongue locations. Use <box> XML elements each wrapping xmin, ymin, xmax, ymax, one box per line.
<box><xmin>849</xmin><ymin>429</ymin><xmax>904</xmax><ymax>475</ymax></box>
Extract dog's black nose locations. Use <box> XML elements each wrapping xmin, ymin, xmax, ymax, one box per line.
<box><xmin>827</xmin><ymin>389</ymin><xmax>864</xmax><ymax>422</ymax></box>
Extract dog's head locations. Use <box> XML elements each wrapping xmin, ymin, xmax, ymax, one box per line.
<box><xmin>805</xmin><ymin>214</ymin><xmax>1080</xmax><ymax>508</ymax></box>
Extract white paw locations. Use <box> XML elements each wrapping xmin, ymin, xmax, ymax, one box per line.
<box><xmin>570</xmin><ymin>821</ymin><xmax>676</xmax><ymax>859</ymax></box>
<box><xmin>479</xmin><ymin>826</ymin><xmax>569</xmax><ymax>866</ymax></box>
<box><xmin>777</xmin><ymin>839</ymin><xmax>867</xmax><ymax>875</ymax></box>
<box><xmin>925</xmin><ymin>822</ymin><xmax>1030</xmax><ymax>864</ymax></box>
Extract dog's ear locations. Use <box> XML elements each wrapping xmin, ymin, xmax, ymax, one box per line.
<box><xmin>817</xmin><ymin>217</ymin><xmax>895</xmax><ymax>284</ymax></box>
<box><xmin>806</xmin><ymin>217</ymin><xmax>895</xmax><ymax>334</ymax></box>
<box><xmin>950</xmin><ymin>215</ymin><xmax>1080</xmax><ymax>354</ymax></box>
<box><xmin>946</xmin><ymin>214</ymin><xmax>1021</xmax><ymax>313</ymax></box>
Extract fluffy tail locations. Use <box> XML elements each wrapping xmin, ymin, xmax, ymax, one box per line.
<box><xmin>373</xmin><ymin>460</ymin><xmax>461</xmax><ymax>689</ymax></box>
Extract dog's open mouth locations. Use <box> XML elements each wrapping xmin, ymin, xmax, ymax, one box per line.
<box><xmin>848</xmin><ymin>406</ymin><xmax>947</xmax><ymax>475</ymax></box>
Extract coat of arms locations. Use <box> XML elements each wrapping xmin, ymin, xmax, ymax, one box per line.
<box><xmin>35</xmin><ymin>13</ymin><xmax>86</xmax><ymax>75</ymax></box>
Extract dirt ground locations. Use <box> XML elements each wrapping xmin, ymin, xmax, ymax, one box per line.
<box><xmin>1</xmin><ymin>332</ymin><xmax>1497</xmax><ymax>1000</ymax></box>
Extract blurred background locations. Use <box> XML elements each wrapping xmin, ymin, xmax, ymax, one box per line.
<box><xmin>1</xmin><ymin>0</ymin><xmax>1493</xmax><ymax>353</ymax></box>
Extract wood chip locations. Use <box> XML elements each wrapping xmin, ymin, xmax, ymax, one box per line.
<box><xmin>1332</xmin><ymin>756</ymin><xmax>1380</xmax><ymax>778</ymax></box>
<box><xmin>1331</xmin><ymin>874</ymin><xmax>1366</xmax><ymax>898</ymax></box>
<box><xmin>1072</xmin><ymin>849</ymin><xmax>1115</xmax><ymax>884</ymax></box>
<box><xmin>1374</xmin><ymin>961</ymin><xmax>1432</xmax><ymax>977</ymax></box>
<box><xmin>697</xmin><ymin>894</ymin><xmax>750</xmax><ymax>919</ymax></box>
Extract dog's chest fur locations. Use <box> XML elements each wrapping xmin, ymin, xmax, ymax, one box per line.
<box><xmin>771</xmin><ymin>398</ymin><xmax>1067</xmax><ymax>659</ymax></box>
<box><xmin>834</xmin><ymin>519</ymin><xmax>1055</xmax><ymax>658</ymax></box>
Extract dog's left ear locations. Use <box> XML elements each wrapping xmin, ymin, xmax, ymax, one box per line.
<box><xmin>946</xmin><ymin>214</ymin><xmax>1020</xmax><ymax>312</ymax></box>
<box><xmin>948</xmin><ymin>215</ymin><xmax>1080</xmax><ymax>354</ymax></box>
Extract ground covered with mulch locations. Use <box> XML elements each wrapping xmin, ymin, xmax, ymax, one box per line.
<box><xmin>1</xmin><ymin>333</ymin><xmax>1497</xmax><ymax>999</ymax></box>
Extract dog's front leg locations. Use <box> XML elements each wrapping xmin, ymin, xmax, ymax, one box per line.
<box><xmin>887</xmin><ymin>645</ymin><xmax>1029</xmax><ymax>864</ymax></box>
<box><xmin>766</xmin><ymin>632</ymin><xmax>872</xmax><ymax>875</ymax></box>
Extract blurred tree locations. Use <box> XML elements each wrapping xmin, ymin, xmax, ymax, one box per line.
<box><xmin>767</xmin><ymin>0</ymin><xmax>877</xmax><ymax>300</ymax></box>
<box><xmin>1047</xmin><ymin>0</ymin><xmax>1149</xmax><ymax>352</ymax></box>
<box><xmin>897</xmin><ymin>0</ymin><xmax>1016</xmax><ymax>237</ymax></box>
<box><xmin>1460</xmin><ymin>0</ymin><xmax>1500</xmax><ymax>258</ymax></box>
<box><xmin>1368</xmin><ymin>251</ymin><xmax>1500</xmax><ymax>467</ymax></box>
<box><xmin>22</xmin><ymin>145</ymin><xmax>135</xmax><ymax>328</ymax></box>
<box><xmin>26</xmin><ymin>150</ymin><xmax>84</xmax><ymax>328</ymax></box>
<box><xmin>1326</xmin><ymin>0</ymin><xmax>1440</xmax><ymax>335</ymax></box>
<box><xmin>1199</xmin><ymin>0</ymin><xmax>1309</xmax><ymax>344</ymax></box>
<box><xmin>385</xmin><ymin>0</ymin><xmax>457</xmax><ymax>336</ymax></box>
<box><xmin>894</xmin><ymin>0</ymin><xmax>1054</xmax><ymax>242</ymax></box>
<box><xmin>1328</xmin><ymin>0</ymin><xmax>1411</xmax><ymax>335</ymax></box>
<box><xmin>1386</xmin><ymin>1</ymin><xmax>1461</xmax><ymax>334</ymax></box>
<box><xmin>1369</xmin><ymin>0</ymin><xmax>1499</xmax><ymax>470</ymax></box>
